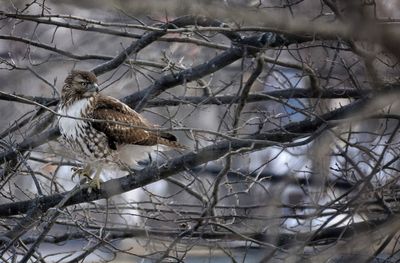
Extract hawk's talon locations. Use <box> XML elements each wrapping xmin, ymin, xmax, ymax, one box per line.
<box><xmin>71</xmin><ymin>165</ymin><xmax>91</xmax><ymax>181</ymax></box>
<box><xmin>87</xmin><ymin>166</ymin><xmax>102</xmax><ymax>192</ymax></box>
<box><xmin>89</xmin><ymin>177</ymin><xmax>102</xmax><ymax>190</ymax></box>
<box><xmin>71</xmin><ymin>163</ymin><xmax>102</xmax><ymax>192</ymax></box>
<box><xmin>87</xmin><ymin>180</ymin><xmax>101</xmax><ymax>193</ymax></box>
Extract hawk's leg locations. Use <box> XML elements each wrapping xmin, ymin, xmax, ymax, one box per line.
<box><xmin>71</xmin><ymin>164</ymin><xmax>92</xmax><ymax>183</ymax></box>
<box><xmin>71</xmin><ymin>162</ymin><xmax>103</xmax><ymax>190</ymax></box>
<box><xmin>89</xmin><ymin>162</ymin><xmax>103</xmax><ymax>190</ymax></box>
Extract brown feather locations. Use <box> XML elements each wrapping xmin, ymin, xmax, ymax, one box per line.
<box><xmin>68</xmin><ymin>70</ymin><xmax>97</xmax><ymax>84</ymax></box>
<box><xmin>89</xmin><ymin>95</ymin><xmax>185</xmax><ymax>149</ymax></box>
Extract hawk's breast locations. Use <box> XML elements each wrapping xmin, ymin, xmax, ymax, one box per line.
<box><xmin>58</xmin><ymin>98</ymin><xmax>111</xmax><ymax>160</ymax></box>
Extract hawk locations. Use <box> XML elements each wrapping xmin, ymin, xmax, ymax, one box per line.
<box><xmin>58</xmin><ymin>70</ymin><xmax>184</xmax><ymax>188</ymax></box>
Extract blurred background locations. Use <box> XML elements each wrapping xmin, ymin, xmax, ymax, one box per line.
<box><xmin>1</xmin><ymin>0</ymin><xmax>400</xmax><ymax>262</ymax></box>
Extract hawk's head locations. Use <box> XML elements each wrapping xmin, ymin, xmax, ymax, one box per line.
<box><xmin>61</xmin><ymin>70</ymin><xmax>99</xmax><ymax>105</ymax></box>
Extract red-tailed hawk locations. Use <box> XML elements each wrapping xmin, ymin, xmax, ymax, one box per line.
<box><xmin>58</xmin><ymin>70</ymin><xmax>184</xmax><ymax>188</ymax></box>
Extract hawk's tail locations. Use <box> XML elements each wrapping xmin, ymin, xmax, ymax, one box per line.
<box><xmin>158</xmin><ymin>132</ymin><xmax>187</xmax><ymax>149</ymax></box>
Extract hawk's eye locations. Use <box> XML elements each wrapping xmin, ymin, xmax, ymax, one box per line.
<box><xmin>81</xmin><ymin>82</ymin><xmax>90</xmax><ymax>87</ymax></box>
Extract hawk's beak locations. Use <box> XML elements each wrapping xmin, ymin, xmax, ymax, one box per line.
<box><xmin>85</xmin><ymin>83</ymin><xmax>99</xmax><ymax>96</ymax></box>
<box><xmin>86</xmin><ymin>83</ymin><xmax>99</xmax><ymax>93</ymax></box>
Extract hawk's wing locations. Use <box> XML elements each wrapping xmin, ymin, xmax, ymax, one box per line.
<box><xmin>90</xmin><ymin>95</ymin><xmax>180</xmax><ymax>148</ymax></box>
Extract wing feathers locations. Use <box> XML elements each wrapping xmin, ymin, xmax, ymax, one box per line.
<box><xmin>89</xmin><ymin>95</ymin><xmax>184</xmax><ymax>149</ymax></box>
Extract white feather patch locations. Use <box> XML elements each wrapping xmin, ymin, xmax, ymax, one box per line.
<box><xmin>58</xmin><ymin>99</ymin><xmax>90</xmax><ymax>137</ymax></box>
